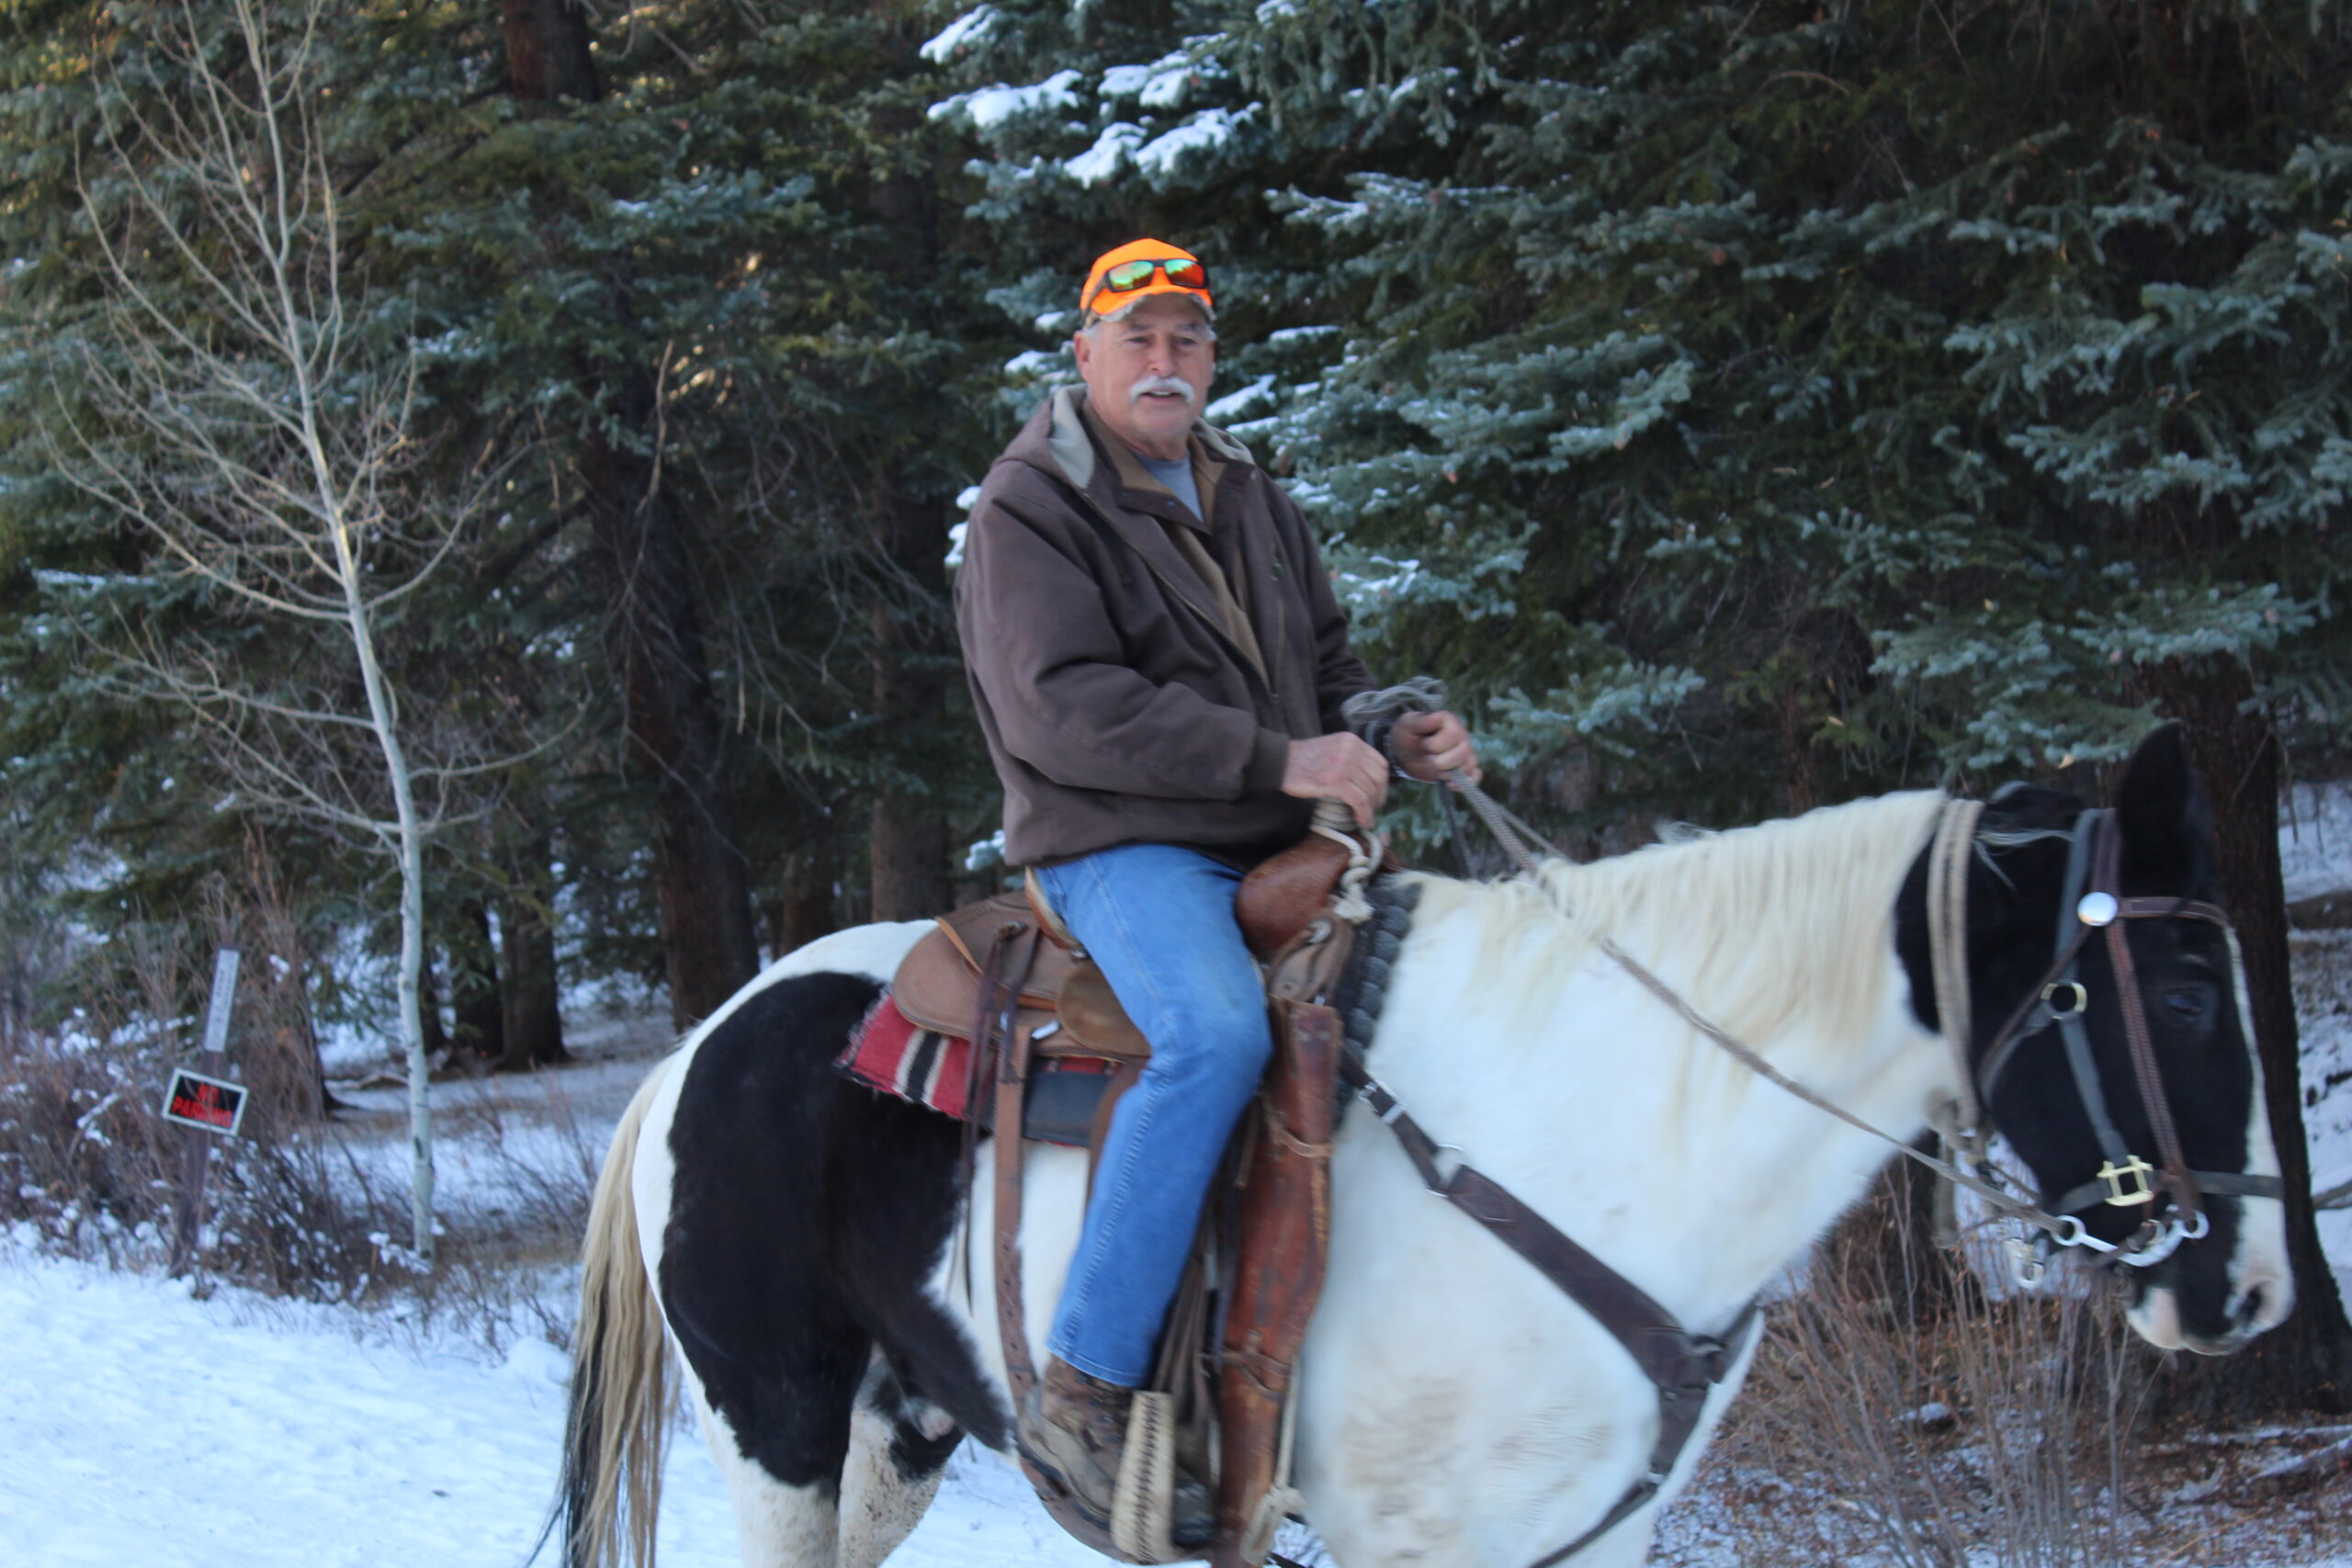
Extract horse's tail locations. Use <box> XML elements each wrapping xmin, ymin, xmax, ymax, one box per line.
<box><xmin>546</xmin><ymin>1061</ymin><xmax>674</xmax><ymax>1568</ymax></box>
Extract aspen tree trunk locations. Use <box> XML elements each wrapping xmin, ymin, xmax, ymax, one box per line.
<box><xmin>315</xmin><ymin>324</ymin><xmax>435</xmax><ymax>1263</ymax></box>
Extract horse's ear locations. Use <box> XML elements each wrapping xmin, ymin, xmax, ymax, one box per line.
<box><xmin>2113</xmin><ymin>722</ymin><xmax>2207</xmax><ymax>887</ymax></box>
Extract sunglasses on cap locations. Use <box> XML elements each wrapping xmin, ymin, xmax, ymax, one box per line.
<box><xmin>1086</xmin><ymin>256</ymin><xmax>1211</xmax><ymax>308</ymax></box>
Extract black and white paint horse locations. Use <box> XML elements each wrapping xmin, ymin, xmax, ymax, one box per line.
<box><xmin>552</xmin><ymin>725</ymin><xmax>2290</xmax><ymax>1568</ymax></box>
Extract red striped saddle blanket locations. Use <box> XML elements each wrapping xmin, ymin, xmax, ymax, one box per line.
<box><xmin>836</xmin><ymin>992</ymin><xmax>1120</xmax><ymax>1146</ymax></box>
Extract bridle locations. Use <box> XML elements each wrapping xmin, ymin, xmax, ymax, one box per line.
<box><xmin>1944</xmin><ymin>803</ymin><xmax>2283</xmax><ymax>1271</ymax></box>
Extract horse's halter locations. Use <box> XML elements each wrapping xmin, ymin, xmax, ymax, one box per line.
<box><xmin>1940</xmin><ymin>804</ymin><xmax>2281</xmax><ymax>1270</ymax></box>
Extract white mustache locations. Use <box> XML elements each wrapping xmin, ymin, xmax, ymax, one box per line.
<box><xmin>1128</xmin><ymin>375</ymin><xmax>1198</xmax><ymax>405</ymax></box>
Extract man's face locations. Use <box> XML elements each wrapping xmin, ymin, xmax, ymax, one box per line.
<box><xmin>1073</xmin><ymin>293</ymin><xmax>1215</xmax><ymax>462</ymax></box>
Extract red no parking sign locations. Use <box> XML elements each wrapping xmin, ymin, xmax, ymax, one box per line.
<box><xmin>162</xmin><ymin>1067</ymin><xmax>247</xmax><ymax>1137</ymax></box>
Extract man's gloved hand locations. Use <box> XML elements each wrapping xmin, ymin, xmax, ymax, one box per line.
<box><xmin>1391</xmin><ymin>709</ymin><xmax>1482</xmax><ymax>785</ymax></box>
<box><xmin>1282</xmin><ymin>732</ymin><xmax>1390</xmax><ymax>828</ymax></box>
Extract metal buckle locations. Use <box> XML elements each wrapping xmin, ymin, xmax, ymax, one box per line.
<box><xmin>2098</xmin><ymin>1155</ymin><xmax>2156</xmax><ymax>1207</ymax></box>
<box><xmin>2041</xmin><ymin>979</ymin><xmax>2087</xmax><ymax>1018</ymax></box>
<box><xmin>2117</xmin><ymin>1208</ymin><xmax>2209</xmax><ymax>1269</ymax></box>
<box><xmin>2006</xmin><ymin>1227</ymin><xmax>2049</xmax><ymax>1286</ymax></box>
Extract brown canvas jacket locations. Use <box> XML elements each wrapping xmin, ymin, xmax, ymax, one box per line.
<box><xmin>956</xmin><ymin>386</ymin><xmax>1375</xmax><ymax>866</ymax></box>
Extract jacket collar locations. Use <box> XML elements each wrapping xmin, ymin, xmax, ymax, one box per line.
<box><xmin>1035</xmin><ymin>385</ymin><xmax>1253</xmax><ymax>495</ymax></box>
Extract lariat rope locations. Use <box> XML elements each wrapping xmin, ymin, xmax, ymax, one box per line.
<box><xmin>1306</xmin><ymin>799</ymin><xmax>1378</xmax><ymax>924</ymax></box>
<box><xmin>1337</xmin><ymin>681</ymin><xmax>2114</xmax><ymax>1255</ymax></box>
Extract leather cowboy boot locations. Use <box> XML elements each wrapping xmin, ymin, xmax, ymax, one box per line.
<box><xmin>1020</xmin><ymin>1358</ymin><xmax>1214</xmax><ymax>1548</ymax></box>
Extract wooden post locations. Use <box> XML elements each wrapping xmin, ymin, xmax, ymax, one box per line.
<box><xmin>167</xmin><ymin>949</ymin><xmax>240</xmax><ymax>1277</ymax></box>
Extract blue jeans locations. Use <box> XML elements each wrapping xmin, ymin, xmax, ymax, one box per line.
<box><xmin>1032</xmin><ymin>843</ymin><xmax>1273</xmax><ymax>1386</ymax></box>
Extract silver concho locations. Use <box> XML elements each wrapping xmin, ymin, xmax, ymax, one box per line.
<box><xmin>2077</xmin><ymin>890</ymin><xmax>2120</xmax><ymax>927</ymax></box>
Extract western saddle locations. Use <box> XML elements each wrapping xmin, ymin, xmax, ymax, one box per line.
<box><xmin>880</xmin><ymin>815</ymin><xmax>1385</xmax><ymax>1566</ymax></box>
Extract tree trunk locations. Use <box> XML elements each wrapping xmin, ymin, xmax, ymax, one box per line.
<box><xmin>867</xmin><ymin>502</ymin><xmax>951</xmax><ymax>917</ymax></box>
<box><xmin>582</xmin><ymin>387</ymin><xmax>763</xmax><ymax>1025</ymax></box>
<box><xmin>453</xmin><ymin>897</ymin><xmax>504</xmax><ymax>1062</ymax></box>
<box><xmin>496</xmin><ymin>842</ymin><xmax>566</xmax><ymax>1071</ymax></box>
<box><xmin>501</xmin><ymin>0</ymin><xmax>598</xmax><ymax>101</ymax></box>
<box><xmin>770</xmin><ymin>845</ymin><xmax>839</xmax><ymax>960</ymax></box>
<box><xmin>865</xmin><ymin>93</ymin><xmax>952</xmax><ymax>922</ymax></box>
<box><xmin>870</xmin><ymin>795</ymin><xmax>947</xmax><ymax>920</ymax></box>
<box><xmin>1777</xmin><ymin>682</ymin><xmax>1822</xmax><ymax>817</ymax></box>
<box><xmin>2147</xmin><ymin>659</ymin><xmax>2352</xmax><ymax>1416</ymax></box>
<box><xmin>503</xmin><ymin>0</ymin><xmax>759</xmax><ymax>1030</ymax></box>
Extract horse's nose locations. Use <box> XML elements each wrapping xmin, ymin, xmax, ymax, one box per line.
<box><xmin>2233</xmin><ymin>1281</ymin><xmax>2272</xmax><ymax>1330</ymax></box>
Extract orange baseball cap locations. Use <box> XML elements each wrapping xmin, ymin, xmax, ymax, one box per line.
<box><xmin>1080</xmin><ymin>239</ymin><xmax>1214</xmax><ymax>321</ymax></box>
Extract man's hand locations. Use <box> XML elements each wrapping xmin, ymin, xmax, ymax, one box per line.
<box><xmin>1283</xmin><ymin>732</ymin><xmax>1390</xmax><ymax>828</ymax></box>
<box><xmin>1392</xmin><ymin>709</ymin><xmax>1481</xmax><ymax>785</ymax></box>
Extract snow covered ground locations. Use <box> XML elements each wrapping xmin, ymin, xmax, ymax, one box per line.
<box><xmin>0</xmin><ymin>1249</ymin><xmax>1121</xmax><ymax>1568</ymax></box>
<box><xmin>5</xmin><ymin>786</ymin><xmax>2350</xmax><ymax>1567</ymax></box>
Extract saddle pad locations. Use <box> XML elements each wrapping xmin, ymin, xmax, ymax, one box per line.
<box><xmin>836</xmin><ymin>994</ymin><xmax>1115</xmax><ymax>1147</ymax></box>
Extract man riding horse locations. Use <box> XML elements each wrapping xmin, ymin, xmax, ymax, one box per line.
<box><xmin>955</xmin><ymin>239</ymin><xmax>1481</xmax><ymax>1537</ymax></box>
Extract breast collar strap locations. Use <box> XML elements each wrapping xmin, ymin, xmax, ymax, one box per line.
<box><xmin>1339</xmin><ymin>1045</ymin><xmax>1759</xmax><ymax>1568</ymax></box>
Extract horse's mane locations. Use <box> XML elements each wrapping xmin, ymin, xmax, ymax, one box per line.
<box><xmin>1411</xmin><ymin>790</ymin><xmax>1949</xmax><ymax>1058</ymax></box>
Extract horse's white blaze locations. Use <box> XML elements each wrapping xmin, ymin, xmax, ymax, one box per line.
<box><xmin>2130</xmin><ymin>940</ymin><xmax>2294</xmax><ymax>1352</ymax></box>
<box><xmin>2229</xmin><ymin>1084</ymin><xmax>2294</xmax><ymax>1338</ymax></box>
<box><xmin>2223</xmin><ymin>943</ymin><xmax>2294</xmax><ymax>1337</ymax></box>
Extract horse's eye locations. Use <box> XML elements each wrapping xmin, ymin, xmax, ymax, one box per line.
<box><xmin>2162</xmin><ymin>987</ymin><xmax>2212</xmax><ymax>1026</ymax></box>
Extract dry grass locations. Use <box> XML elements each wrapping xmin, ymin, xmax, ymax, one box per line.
<box><xmin>1659</xmin><ymin>1181</ymin><xmax>2352</xmax><ymax>1568</ymax></box>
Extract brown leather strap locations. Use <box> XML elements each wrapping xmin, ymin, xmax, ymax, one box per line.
<box><xmin>1347</xmin><ymin>1063</ymin><xmax>1744</xmax><ymax>1394</ymax></box>
<box><xmin>977</xmin><ymin>922</ymin><xmax>1043</xmax><ymax>1408</ymax></box>
<box><xmin>2092</xmin><ymin>819</ymin><xmax>2199</xmax><ymax>1214</ymax></box>
<box><xmin>2115</xmin><ymin>897</ymin><xmax>2229</xmax><ymax>924</ymax></box>
<box><xmin>994</xmin><ymin>1040</ymin><xmax>1038</xmax><ymax>1405</ymax></box>
<box><xmin>1339</xmin><ymin>1046</ymin><xmax>1754</xmax><ymax>1565</ymax></box>
<box><xmin>1978</xmin><ymin>918</ymin><xmax>2097</xmax><ymax>1083</ymax></box>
